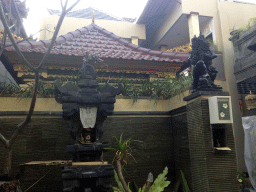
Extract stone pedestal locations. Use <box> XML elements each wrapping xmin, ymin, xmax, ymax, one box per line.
<box><xmin>67</xmin><ymin>143</ymin><xmax>109</xmax><ymax>162</ymax></box>
<box><xmin>54</xmin><ymin>54</ymin><xmax>124</xmax><ymax>192</ymax></box>
<box><xmin>183</xmin><ymin>91</ymin><xmax>239</xmax><ymax>191</ymax></box>
<box><xmin>63</xmin><ymin>143</ymin><xmax>113</xmax><ymax>192</ymax></box>
<box><xmin>19</xmin><ymin>160</ymin><xmax>114</xmax><ymax>192</ymax></box>
<box><xmin>62</xmin><ymin>162</ymin><xmax>114</xmax><ymax>192</ymax></box>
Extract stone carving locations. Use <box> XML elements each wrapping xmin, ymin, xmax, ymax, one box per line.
<box><xmin>54</xmin><ymin>53</ymin><xmax>123</xmax><ymax>191</ymax></box>
<box><xmin>189</xmin><ymin>34</ymin><xmax>222</xmax><ymax>92</ymax></box>
<box><xmin>54</xmin><ymin>53</ymin><xmax>124</xmax><ymax>144</ymax></box>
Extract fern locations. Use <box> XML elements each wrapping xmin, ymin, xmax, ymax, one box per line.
<box><xmin>149</xmin><ymin>167</ymin><xmax>171</xmax><ymax>192</ymax></box>
<box><xmin>138</xmin><ymin>167</ymin><xmax>171</xmax><ymax>192</ymax></box>
<box><xmin>113</xmin><ymin>167</ymin><xmax>170</xmax><ymax>192</ymax></box>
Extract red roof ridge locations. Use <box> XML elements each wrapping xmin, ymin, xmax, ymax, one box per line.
<box><xmin>39</xmin><ymin>40</ymin><xmax>52</xmax><ymax>48</ymax></box>
<box><xmin>55</xmin><ymin>25</ymin><xmax>97</xmax><ymax>45</ymax></box>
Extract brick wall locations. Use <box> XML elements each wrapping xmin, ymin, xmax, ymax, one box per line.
<box><xmin>0</xmin><ymin>115</ymin><xmax>173</xmax><ymax>191</ymax></box>
<box><xmin>171</xmin><ymin>111</ymin><xmax>192</xmax><ymax>190</ymax></box>
<box><xmin>186</xmin><ymin>97</ymin><xmax>239</xmax><ymax>192</ymax></box>
<box><xmin>0</xmin><ymin>97</ymin><xmax>238</xmax><ymax>192</ymax></box>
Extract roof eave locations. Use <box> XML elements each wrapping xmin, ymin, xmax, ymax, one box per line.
<box><xmin>136</xmin><ymin>0</ymin><xmax>173</xmax><ymax>24</ymax></box>
<box><xmin>136</xmin><ymin>0</ymin><xmax>153</xmax><ymax>24</ymax></box>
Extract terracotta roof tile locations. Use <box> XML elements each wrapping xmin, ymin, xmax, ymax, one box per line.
<box><xmin>1</xmin><ymin>23</ymin><xmax>189</xmax><ymax>63</ymax></box>
<box><xmin>137</xmin><ymin>47</ymin><xmax>150</xmax><ymax>52</ymax></box>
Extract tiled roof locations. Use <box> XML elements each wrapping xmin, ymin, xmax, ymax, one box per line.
<box><xmin>2</xmin><ymin>23</ymin><xmax>189</xmax><ymax>63</ymax></box>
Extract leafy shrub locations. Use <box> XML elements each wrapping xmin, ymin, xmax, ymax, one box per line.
<box><xmin>0</xmin><ymin>74</ymin><xmax>192</xmax><ymax>101</ymax></box>
<box><xmin>113</xmin><ymin>166</ymin><xmax>171</xmax><ymax>192</ymax></box>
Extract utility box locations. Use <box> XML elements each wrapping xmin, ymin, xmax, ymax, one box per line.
<box><xmin>208</xmin><ymin>96</ymin><xmax>233</xmax><ymax>124</ymax></box>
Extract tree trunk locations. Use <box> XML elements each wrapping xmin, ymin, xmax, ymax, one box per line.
<box><xmin>116</xmin><ymin>160</ymin><xmax>129</xmax><ymax>192</ymax></box>
<box><xmin>4</xmin><ymin>145</ymin><xmax>12</xmax><ymax>178</ymax></box>
<box><xmin>0</xmin><ymin>0</ymin><xmax>81</xmax><ymax>178</ymax></box>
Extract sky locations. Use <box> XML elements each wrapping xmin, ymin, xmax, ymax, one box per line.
<box><xmin>23</xmin><ymin>0</ymin><xmax>148</xmax><ymax>37</ymax></box>
<box><xmin>23</xmin><ymin>0</ymin><xmax>256</xmax><ymax>38</ymax></box>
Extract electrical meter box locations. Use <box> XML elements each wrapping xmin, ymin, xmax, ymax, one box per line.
<box><xmin>208</xmin><ymin>96</ymin><xmax>233</xmax><ymax>124</ymax></box>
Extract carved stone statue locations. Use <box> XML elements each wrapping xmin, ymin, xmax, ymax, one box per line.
<box><xmin>54</xmin><ymin>53</ymin><xmax>124</xmax><ymax>146</ymax></box>
<box><xmin>189</xmin><ymin>34</ymin><xmax>222</xmax><ymax>92</ymax></box>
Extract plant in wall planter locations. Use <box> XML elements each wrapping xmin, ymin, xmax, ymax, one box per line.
<box><xmin>237</xmin><ymin>172</ymin><xmax>252</xmax><ymax>192</ymax></box>
<box><xmin>0</xmin><ymin>180</ymin><xmax>22</xmax><ymax>192</ymax></box>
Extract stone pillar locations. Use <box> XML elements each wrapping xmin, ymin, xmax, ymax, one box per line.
<box><xmin>131</xmin><ymin>36</ymin><xmax>139</xmax><ymax>45</ymax></box>
<box><xmin>183</xmin><ymin>91</ymin><xmax>239</xmax><ymax>192</ymax></box>
<box><xmin>188</xmin><ymin>12</ymin><xmax>200</xmax><ymax>42</ymax></box>
<box><xmin>159</xmin><ymin>44</ymin><xmax>168</xmax><ymax>51</ymax></box>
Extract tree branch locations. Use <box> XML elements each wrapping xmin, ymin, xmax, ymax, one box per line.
<box><xmin>60</xmin><ymin>0</ymin><xmax>64</xmax><ymax>10</ymax></box>
<box><xmin>10</xmin><ymin>0</ymin><xmax>28</xmax><ymax>38</ymax></box>
<box><xmin>0</xmin><ymin>29</ymin><xmax>7</xmax><ymax>56</ymax></box>
<box><xmin>36</xmin><ymin>12</ymin><xmax>67</xmax><ymax>70</ymax></box>
<box><xmin>0</xmin><ymin>2</ymin><xmax>35</xmax><ymax>72</ymax></box>
<box><xmin>66</xmin><ymin>0</ymin><xmax>81</xmax><ymax>13</ymax></box>
<box><xmin>0</xmin><ymin>0</ymin><xmax>81</xmax><ymax>177</ymax></box>
<box><xmin>9</xmin><ymin>72</ymin><xmax>39</xmax><ymax>147</ymax></box>
<box><xmin>63</xmin><ymin>0</ymin><xmax>68</xmax><ymax>10</ymax></box>
<box><xmin>0</xmin><ymin>133</ymin><xmax>8</xmax><ymax>147</ymax></box>
<box><xmin>4</xmin><ymin>29</ymin><xmax>44</xmax><ymax>48</ymax></box>
<box><xmin>36</xmin><ymin>0</ymin><xmax>81</xmax><ymax>70</ymax></box>
<box><xmin>9</xmin><ymin>21</ymin><xmax>16</xmax><ymax>30</ymax></box>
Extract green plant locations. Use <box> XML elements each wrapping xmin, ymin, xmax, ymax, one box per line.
<box><xmin>108</xmin><ymin>134</ymin><xmax>170</xmax><ymax>192</ymax></box>
<box><xmin>230</xmin><ymin>17</ymin><xmax>256</xmax><ymax>42</ymax></box>
<box><xmin>180</xmin><ymin>170</ymin><xmax>191</xmax><ymax>192</ymax></box>
<box><xmin>113</xmin><ymin>167</ymin><xmax>171</xmax><ymax>192</ymax></box>
<box><xmin>237</xmin><ymin>171</ymin><xmax>252</xmax><ymax>189</ymax></box>
<box><xmin>113</xmin><ymin>170</ymin><xmax>132</xmax><ymax>192</ymax></box>
<box><xmin>107</xmin><ymin>133</ymin><xmax>142</xmax><ymax>192</ymax></box>
<box><xmin>0</xmin><ymin>73</ymin><xmax>193</xmax><ymax>101</ymax></box>
<box><xmin>115</xmin><ymin>75</ymin><xmax>192</xmax><ymax>102</ymax></box>
<box><xmin>138</xmin><ymin>167</ymin><xmax>171</xmax><ymax>192</ymax></box>
<box><xmin>37</xmin><ymin>81</ymin><xmax>55</xmax><ymax>96</ymax></box>
<box><xmin>237</xmin><ymin>17</ymin><xmax>256</xmax><ymax>33</ymax></box>
<box><xmin>0</xmin><ymin>82</ymin><xmax>20</xmax><ymax>95</ymax></box>
<box><xmin>15</xmin><ymin>80</ymin><xmax>55</xmax><ymax>98</ymax></box>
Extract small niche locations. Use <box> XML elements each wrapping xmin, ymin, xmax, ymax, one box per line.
<box><xmin>211</xmin><ymin>124</ymin><xmax>231</xmax><ymax>152</ymax></box>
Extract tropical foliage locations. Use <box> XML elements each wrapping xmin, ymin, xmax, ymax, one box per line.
<box><xmin>237</xmin><ymin>171</ymin><xmax>252</xmax><ymax>189</ymax></box>
<box><xmin>113</xmin><ymin>166</ymin><xmax>170</xmax><ymax>192</ymax></box>
<box><xmin>230</xmin><ymin>17</ymin><xmax>256</xmax><ymax>42</ymax></box>
<box><xmin>107</xmin><ymin>134</ymin><xmax>142</xmax><ymax>192</ymax></box>
<box><xmin>0</xmin><ymin>74</ymin><xmax>192</xmax><ymax>102</ymax></box>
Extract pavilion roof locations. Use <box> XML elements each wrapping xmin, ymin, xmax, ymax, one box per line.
<box><xmin>2</xmin><ymin>23</ymin><xmax>190</xmax><ymax>63</ymax></box>
<box><xmin>48</xmin><ymin>7</ymin><xmax>123</xmax><ymax>21</ymax></box>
